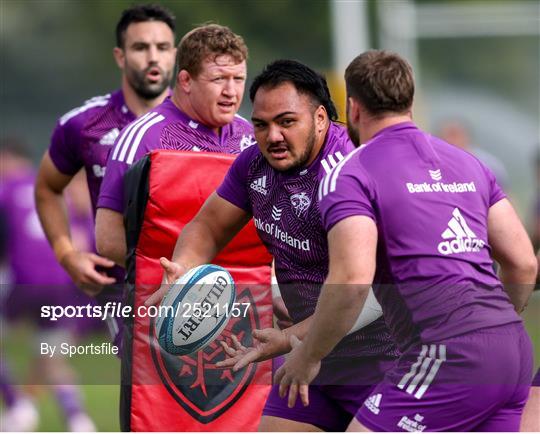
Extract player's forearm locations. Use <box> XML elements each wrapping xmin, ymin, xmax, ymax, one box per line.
<box><xmin>98</xmin><ymin>239</ymin><xmax>126</xmax><ymax>268</ymax></box>
<box><xmin>499</xmin><ymin>257</ymin><xmax>537</xmax><ymax>313</ymax></box>
<box><xmin>34</xmin><ymin>180</ymin><xmax>74</xmax><ymax>262</ymax></box>
<box><xmin>95</xmin><ymin>208</ymin><xmax>126</xmax><ymax>267</ymax></box>
<box><xmin>283</xmin><ymin>316</ymin><xmax>313</xmax><ymax>343</ymax></box>
<box><xmin>171</xmin><ymin>219</ymin><xmax>221</xmax><ymax>269</ymax></box>
<box><xmin>302</xmin><ymin>279</ymin><xmax>370</xmax><ymax>362</ymax></box>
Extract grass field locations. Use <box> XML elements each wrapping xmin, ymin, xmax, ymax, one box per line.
<box><xmin>1</xmin><ymin>291</ymin><xmax>539</xmax><ymax>431</ymax></box>
<box><xmin>1</xmin><ymin>327</ymin><xmax>121</xmax><ymax>431</ymax></box>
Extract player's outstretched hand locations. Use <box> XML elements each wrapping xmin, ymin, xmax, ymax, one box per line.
<box><xmin>60</xmin><ymin>250</ymin><xmax>116</xmax><ymax>296</ymax></box>
<box><xmin>216</xmin><ymin>328</ymin><xmax>290</xmax><ymax>371</ymax></box>
<box><xmin>274</xmin><ymin>335</ymin><xmax>321</xmax><ymax>408</ymax></box>
<box><xmin>145</xmin><ymin>257</ymin><xmax>186</xmax><ymax>307</ymax></box>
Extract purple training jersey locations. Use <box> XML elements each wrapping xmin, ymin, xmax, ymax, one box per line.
<box><xmin>97</xmin><ymin>98</ymin><xmax>255</xmax><ymax>213</ymax></box>
<box><xmin>320</xmin><ymin>122</ymin><xmax>521</xmax><ymax>351</ymax></box>
<box><xmin>217</xmin><ymin>122</ymin><xmax>398</xmax><ymax>364</ymax></box>
<box><xmin>49</xmin><ymin>90</ymin><xmax>136</xmax><ymax>215</ymax></box>
<box><xmin>48</xmin><ymin>90</ymin><xmax>133</xmax><ymax>285</ymax></box>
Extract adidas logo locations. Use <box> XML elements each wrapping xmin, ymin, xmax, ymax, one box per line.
<box><xmin>99</xmin><ymin>128</ymin><xmax>119</xmax><ymax>145</ymax></box>
<box><xmin>429</xmin><ymin>169</ymin><xmax>442</xmax><ymax>181</ymax></box>
<box><xmin>250</xmin><ymin>176</ymin><xmax>268</xmax><ymax>195</ymax></box>
<box><xmin>364</xmin><ymin>393</ymin><xmax>382</xmax><ymax>415</ymax></box>
<box><xmin>271</xmin><ymin>205</ymin><xmax>282</xmax><ymax>221</ymax></box>
<box><xmin>438</xmin><ymin>208</ymin><xmax>485</xmax><ymax>255</ymax></box>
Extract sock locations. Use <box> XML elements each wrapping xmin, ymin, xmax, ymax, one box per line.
<box><xmin>53</xmin><ymin>384</ymin><xmax>84</xmax><ymax>420</ymax></box>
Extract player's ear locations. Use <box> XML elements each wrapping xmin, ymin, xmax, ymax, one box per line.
<box><xmin>178</xmin><ymin>70</ymin><xmax>192</xmax><ymax>93</ymax></box>
<box><xmin>314</xmin><ymin>105</ymin><xmax>327</xmax><ymax>134</ymax></box>
<box><xmin>113</xmin><ymin>47</ymin><xmax>125</xmax><ymax>69</ymax></box>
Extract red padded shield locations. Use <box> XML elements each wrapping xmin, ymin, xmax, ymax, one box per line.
<box><xmin>127</xmin><ymin>150</ymin><xmax>272</xmax><ymax>431</ymax></box>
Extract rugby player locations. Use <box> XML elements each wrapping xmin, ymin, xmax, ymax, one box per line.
<box><xmin>35</xmin><ymin>4</ymin><xmax>176</xmax><ymax>347</ymax></box>
<box><xmin>276</xmin><ymin>50</ymin><xmax>537</xmax><ymax>432</ymax></box>
<box><xmin>95</xmin><ymin>24</ymin><xmax>254</xmax><ymax>265</ymax></box>
<box><xmin>1</xmin><ymin>139</ymin><xmax>97</xmax><ymax>431</ymax></box>
<box><xmin>151</xmin><ymin>60</ymin><xmax>399</xmax><ymax>432</ymax></box>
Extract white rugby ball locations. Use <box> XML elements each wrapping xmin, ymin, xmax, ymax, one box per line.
<box><xmin>155</xmin><ymin>264</ymin><xmax>235</xmax><ymax>355</ymax></box>
<box><xmin>347</xmin><ymin>288</ymin><xmax>383</xmax><ymax>334</ymax></box>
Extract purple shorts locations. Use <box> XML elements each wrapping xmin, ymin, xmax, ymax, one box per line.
<box><xmin>355</xmin><ymin>323</ymin><xmax>533</xmax><ymax>432</ymax></box>
<box><xmin>263</xmin><ymin>355</ymin><xmax>396</xmax><ymax>431</ymax></box>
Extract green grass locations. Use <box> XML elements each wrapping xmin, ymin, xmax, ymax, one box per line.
<box><xmin>31</xmin><ymin>385</ymin><xmax>120</xmax><ymax>431</ymax></box>
<box><xmin>1</xmin><ymin>327</ymin><xmax>120</xmax><ymax>431</ymax></box>
<box><xmin>2</xmin><ymin>292</ymin><xmax>539</xmax><ymax>431</ymax></box>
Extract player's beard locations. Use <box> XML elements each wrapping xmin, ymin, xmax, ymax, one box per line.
<box><xmin>346</xmin><ymin>112</ymin><xmax>361</xmax><ymax>148</ymax></box>
<box><xmin>345</xmin><ymin>98</ymin><xmax>361</xmax><ymax>147</ymax></box>
<box><xmin>296</xmin><ymin>125</ymin><xmax>317</xmax><ymax>168</ymax></box>
<box><xmin>282</xmin><ymin>123</ymin><xmax>317</xmax><ymax>173</ymax></box>
<box><xmin>126</xmin><ymin>64</ymin><xmax>172</xmax><ymax>100</ymax></box>
<box><xmin>266</xmin><ymin>117</ymin><xmax>317</xmax><ymax>172</ymax></box>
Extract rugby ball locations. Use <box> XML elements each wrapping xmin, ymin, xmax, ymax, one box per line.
<box><xmin>155</xmin><ymin>264</ymin><xmax>235</xmax><ymax>355</ymax></box>
<box><xmin>347</xmin><ymin>288</ymin><xmax>383</xmax><ymax>334</ymax></box>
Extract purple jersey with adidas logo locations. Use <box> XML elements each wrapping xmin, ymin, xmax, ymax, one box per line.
<box><xmin>48</xmin><ymin>89</ymin><xmax>134</xmax><ymax>285</ymax></box>
<box><xmin>49</xmin><ymin>90</ymin><xmax>136</xmax><ymax>215</ymax></box>
<box><xmin>98</xmin><ymin>98</ymin><xmax>255</xmax><ymax>213</ymax></box>
<box><xmin>319</xmin><ymin>122</ymin><xmax>521</xmax><ymax>351</ymax></box>
<box><xmin>217</xmin><ymin>122</ymin><xmax>398</xmax><ymax>364</ymax></box>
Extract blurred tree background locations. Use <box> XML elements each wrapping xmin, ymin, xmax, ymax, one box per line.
<box><xmin>1</xmin><ymin>0</ymin><xmax>538</xmax><ymax>220</ymax></box>
<box><xmin>1</xmin><ymin>0</ymin><xmax>333</xmax><ymax>150</ymax></box>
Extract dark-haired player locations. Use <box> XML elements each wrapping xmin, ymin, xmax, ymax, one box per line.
<box><xmin>35</xmin><ymin>4</ymin><xmax>176</xmax><ymax>347</ymax></box>
<box><xmin>153</xmin><ymin>60</ymin><xmax>399</xmax><ymax>432</ymax></box>
<box><xmin>278</xmin><ymin>50</ymin><xmax>536</xmax><ymax>432</ymax></box>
